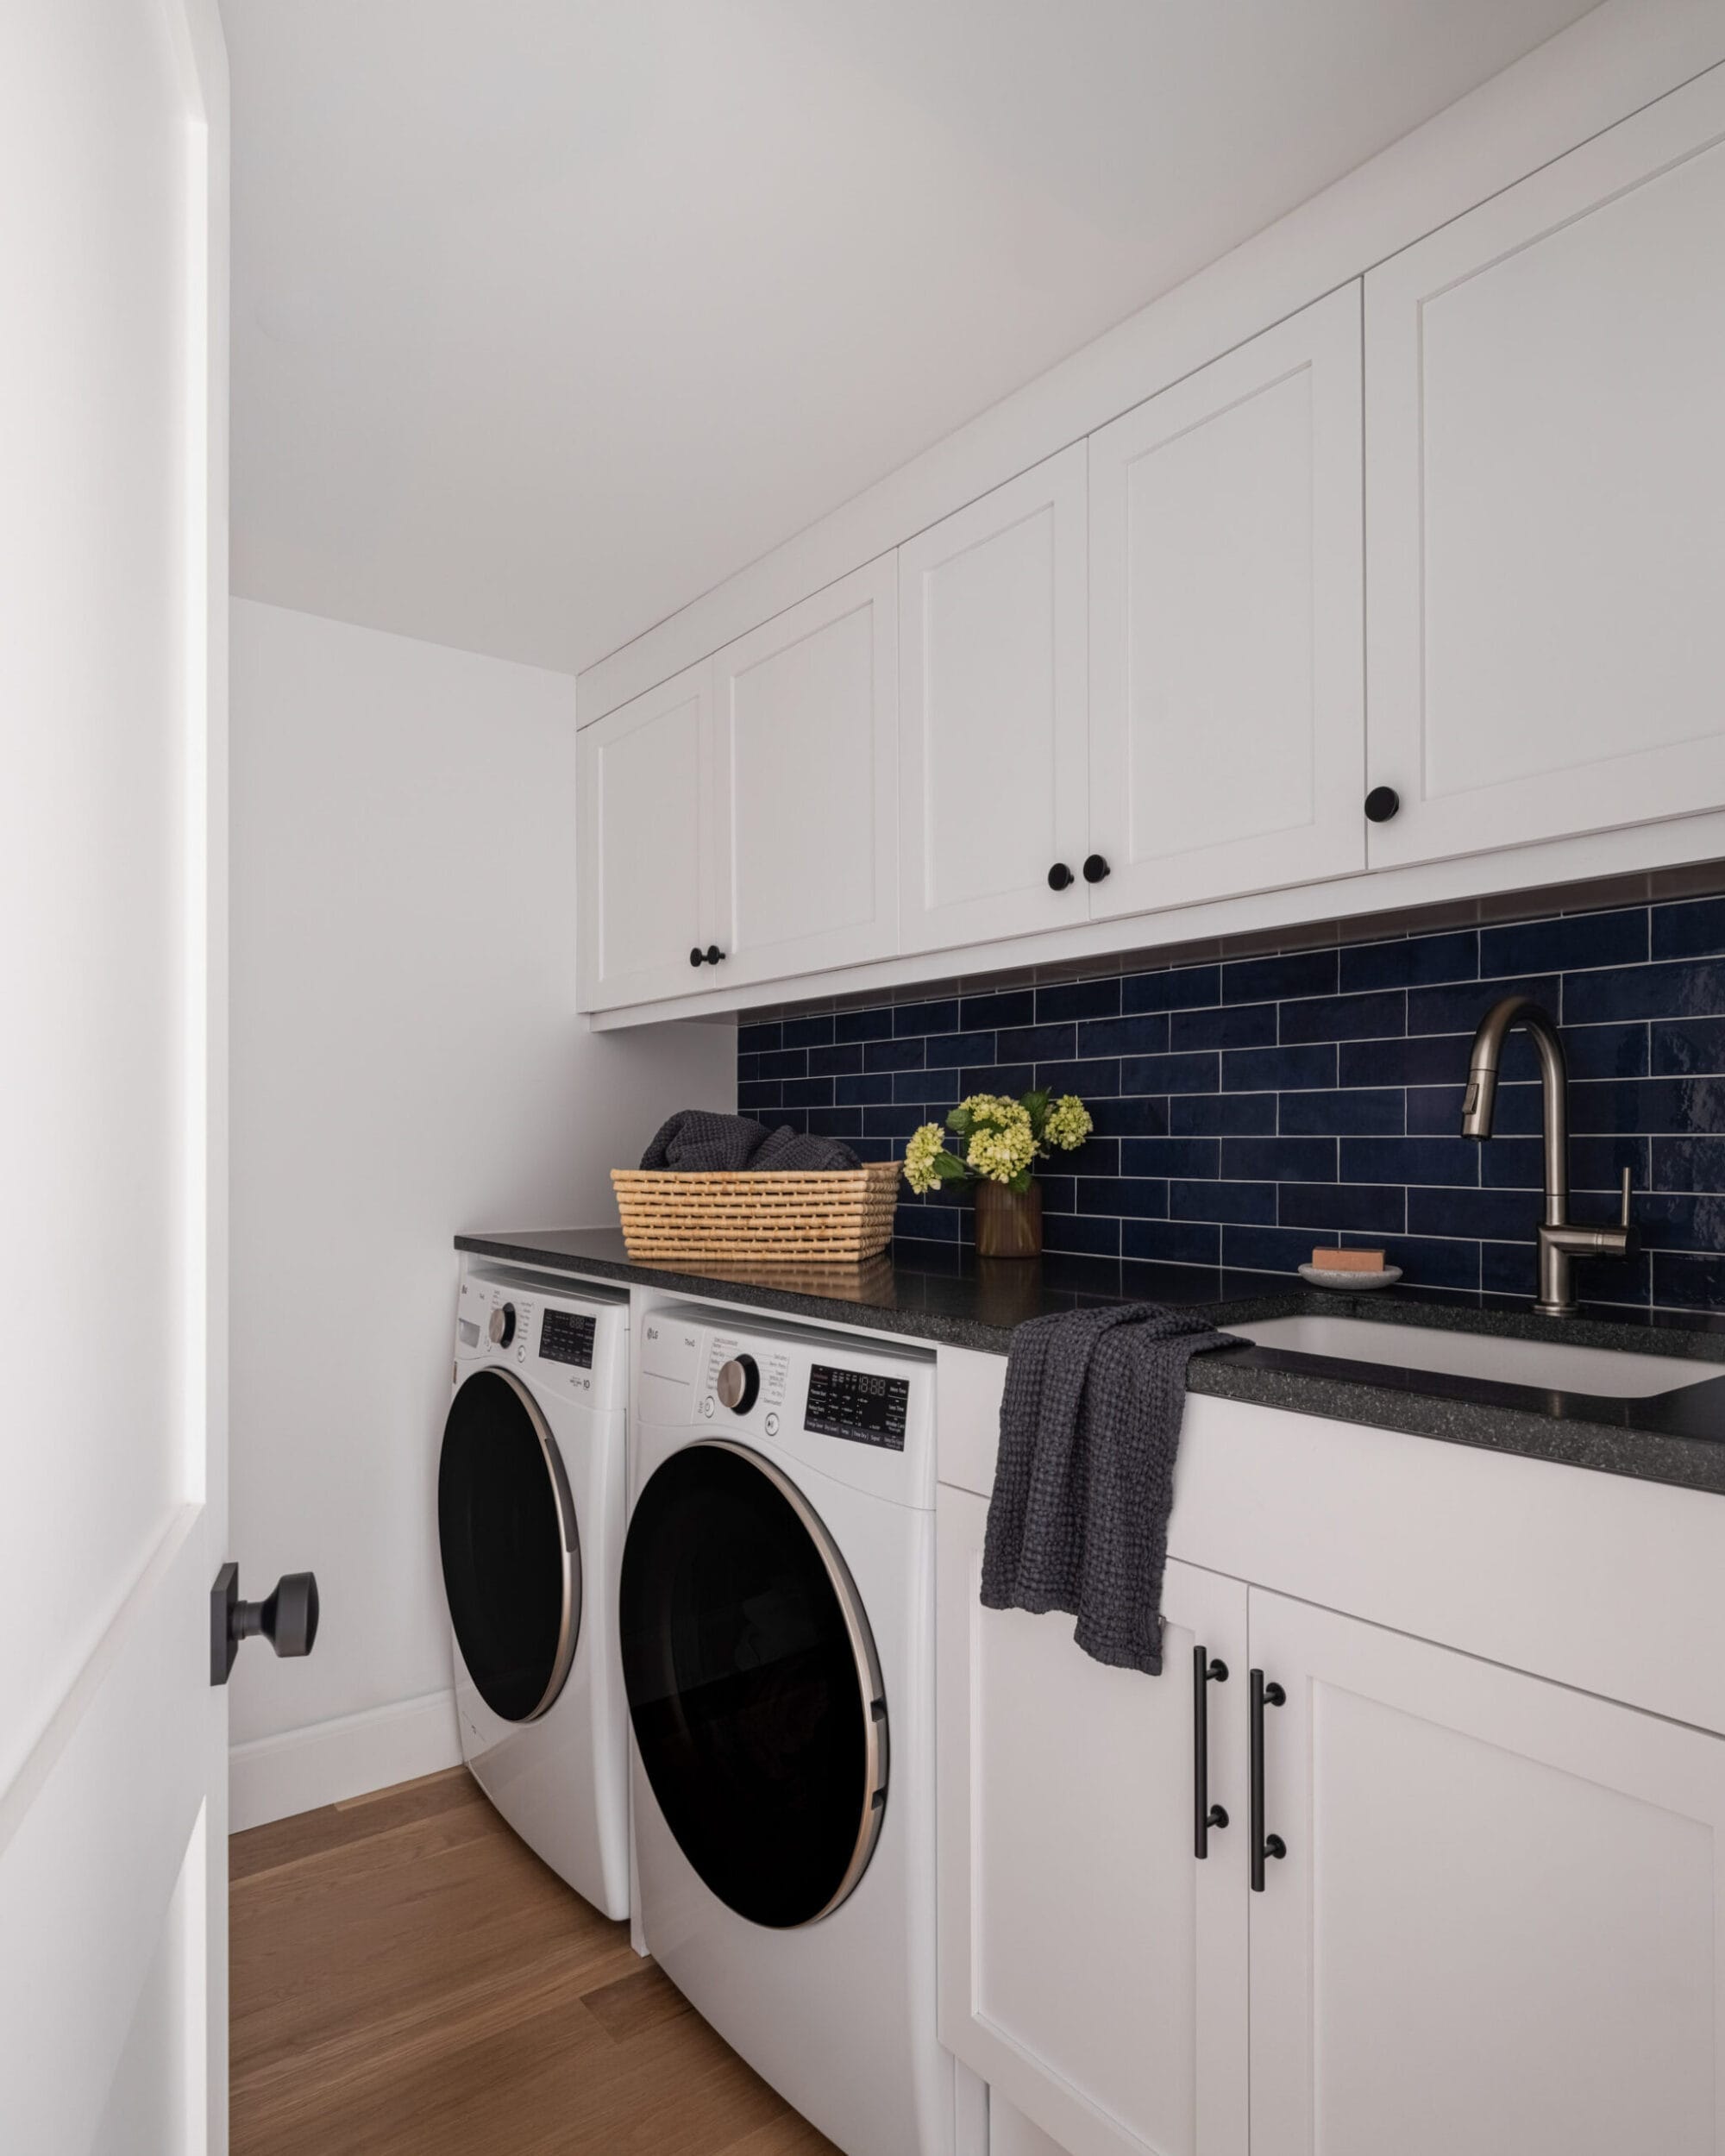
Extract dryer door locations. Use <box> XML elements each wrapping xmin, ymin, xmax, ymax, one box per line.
<box><xmin>620</xmin><ymin>1440</ymin><xmax>888</xmax><ymax>1929</ymax></box>
<box><xmin>439</xmin><ymin>1368</ymin><xmax>581</xmax><ymax>1722</ymax></box>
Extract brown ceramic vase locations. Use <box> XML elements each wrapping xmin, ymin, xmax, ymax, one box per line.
<box><xmin>975</xmin><ymin>1178</ymin><xmax>1043</xmax><ymax>1258</ymax></box>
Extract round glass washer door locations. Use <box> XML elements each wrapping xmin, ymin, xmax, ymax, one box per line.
<box><xmin>619</xmin><ymin>1439</ymin><xmax>888</xmax><ymax>1930</ymax></box>
<box><xmin>438</xmin><ymin>1367</ymin><xmax>580</xmax><ymax>1723</ymax></box>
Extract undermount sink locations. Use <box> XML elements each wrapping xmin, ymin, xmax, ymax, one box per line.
<box><xmin>1228</xmin><ymin>1314</ymin><xmax>1723</xmax><ymax>1399</ymax></box>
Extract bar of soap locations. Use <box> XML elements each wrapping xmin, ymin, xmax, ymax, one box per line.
<box><xmin>1311</xmin><ymin>1247</ymin><xmax>1386</xmax><ymax>1273</ymax></box>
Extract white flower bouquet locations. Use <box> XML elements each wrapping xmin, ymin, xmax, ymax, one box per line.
<box><xmin>902</xmin><ymin>1088</ymin><xmax>1094</xmax><ymax>1196</ymax></box>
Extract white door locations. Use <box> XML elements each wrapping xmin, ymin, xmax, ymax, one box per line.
<box><xmin>1365</xmin><ymin>66</ymin><xmax>1725</xmax><ymax>868</ymax></box>
<box><xmin>1</xmin><ymin>2</ymin><xmax>231</xmax><ymax>2151</ymax></box>
<box><xmin>1087</xmin><ymin>285</ymin><xmax>1365</xmax><ymax>920</ymax></box>
<box><xmin>937</xmin><ymin>1489</ymin><xmax>1248</xmax><ymax>2156</ymax></box>
<box><xmin>578</xmin><ymin>660</ymin><xmax>714</xmax><ymax>1010</ymax></box>
<box><xmin>1247</xmin><ymin>1588</ymin><xmax>1725</xmax><ymax>2156</ymax></box>
<box><xmin>711</xmin><ymin>557</ymin><xmax>898</xmax><ymax>990</ymax></box>
<box><xmin>899</xmin><ymin>448</ymin><xmax>1089</xmax><ymax>955</ymax></box>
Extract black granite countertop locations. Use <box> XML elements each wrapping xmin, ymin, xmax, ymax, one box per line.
<box><xmin>455</xmin><ymin>1228</ymin><xmax>1725</xmax><ymax>1496</ymax></box>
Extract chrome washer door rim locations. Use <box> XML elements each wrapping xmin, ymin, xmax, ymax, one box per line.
<box><xmin>438</xmin><ymin>1366</ymin><xmax>581</xmax><ymax>1724</ymax></box>
<box><xmin>621</xmin><ymin>1438</ymin><xmax>888</xmax><ymax>1927</ymax></box>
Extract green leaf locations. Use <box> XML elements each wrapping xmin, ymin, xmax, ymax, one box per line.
<box><xmin>1007</xmin><ymin>1168</ymin><xmax>1034</xmax><ymax>1194</ymax></box>
<box><xmin>946</xmin><ymin>1105</ymin><xmax>974</xmax><ymax>1135</ymax></box>
<box><xmin>933</xmin><ymin>1151</ymin><xmax>970</xmax><ymax>1183</ymax></box>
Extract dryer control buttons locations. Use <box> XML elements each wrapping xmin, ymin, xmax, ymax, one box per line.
<box><xmin>715</xmin><ymin>1354</ymin><xmax>761</xmax><ymax>1413</ymax></box>
<box><xmin>488</xmin><ymin>1303</ymin><xmax>517</xmax><ymax>1349</ymax></box>
<box><xmin>763</xmin><ymin>1410</ymin><xmax>781</xmax><ymax>1438</ymax></box>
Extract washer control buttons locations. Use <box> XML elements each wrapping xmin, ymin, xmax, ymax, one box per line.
<box><xmin>488</xmin><ymin>1303</ymin><xmax>517</xmax><ymax>1349</ymax></box>
<box><xmin>763</xmin><ymin>1410</ymin><xmax>781</xmax><ymax>1438</ymax></box>
<box><xmin>716</xmin><ymin>1354</ymin><xmax>761</xmax><ymax>1413</ymax></box>
<box><xmin>702</xmin><ymin>1395</ymin><xmax>716</xmax><ymax>1419</ymax></box>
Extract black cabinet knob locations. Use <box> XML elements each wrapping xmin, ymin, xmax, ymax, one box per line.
<box><xmin>704</xmin><ymin>944</ymin><xmax>725</xmax><ymax>965</ymax></box>
<box><xmin>690</xmin><ymin>946</ymin><xmax>704</xmax><ymax>968</ymax></box>
<box><xmin>1082</xmin><ymin>854</ymin><xmax>1111</xmax><ymax>884</ymax></box>
<box><xmin>1364</xmin><ymin>787</ymin><xmax>1400</xmax><ymax>823</ymax></box>
<box><xmin>1047</xmin><ymin>862</ymin><xmax>1074</xmax><ymax>891</ymax></box>
<box><xmin>210</xmin><ymin>1564</ymin><xmax>321</xmax><ymax>1685</ymax></box>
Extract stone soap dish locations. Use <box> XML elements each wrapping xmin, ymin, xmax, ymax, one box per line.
<box><xmin>1299</xmin><ymin>1263</ymin><xmax>1402</xmax><ymax>1292</ymax></box>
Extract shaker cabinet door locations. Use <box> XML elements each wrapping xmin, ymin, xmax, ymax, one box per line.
<box><xmin>577</xmin><ymin>660</ymin><xmax>713</xmax><ymax>1011</ymax></box>
<box><xmin>1246</xmin><ymin>1586</ymin><xmax>1725</xmax><ymax>2156</ymax></box>
<box><xmin>1087</xmin><ymin>285</ymin><xmax>1365</xmax><ymax>920</ymax></box>
<box><xmin>898</xmin><ymin>447</ymin><xmax>1089</xmax><ymax>956</ymax></box>
<box><xmin>1364</xmin><ymin>68</ymin><xmax>1725</xmax><ymax>868</ymax></box>
<box><xmin>937</xmin><ymin>1487</ymin><xmax>1249</xmax><ymax>2156</ymax></box>
<box><xmin>709</xmin><ymin>556</ymin><xmax>898</xmax><ymax>990</ymax></box>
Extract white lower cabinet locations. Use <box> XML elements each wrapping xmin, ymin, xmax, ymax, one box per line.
<box><xmin>1246</xmin><ymin>1588</ymin><xmax>1725</xmax><ymax>2156</ymax></box>
<box><xmin>941</xmin><ymin>1499</ymin><xmax>1725</xmax><ymax>2156</ymax></box>
<box><xmin>938</xmin><ymin>1488</ymin><xmax>1249</xmax><ymax>2156</ymax></box>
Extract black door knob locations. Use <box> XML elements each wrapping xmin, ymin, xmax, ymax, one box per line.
<box><xmin>704</xmin><ymin>944</ymin><xmax>725</xmax><ymax>965</ymax></box>
<box><xmin>210</xmin><ymin>1564</ymin><xmax>321</xmax><ymax>1685</ymax></box>
<box><xmin>1047</xmin><ymin>862</ymin><xmax>1074</xmax><ymax>891</ymax></box>
<box><xmin>1364</xmin><ymin>787</ymin><xmax>1400</xmax><ymax>823</ymax></box>
<box><xmin>1082</xmin><ymin>854</ymin><xmax>1111</xmax><ymax>884</ymax></box>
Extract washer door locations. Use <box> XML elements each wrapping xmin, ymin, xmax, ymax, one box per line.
<box><xmin>620</xmin><ymin>1440</ymin><xmax>888</xmax><ymax>1929</ymax></box>
<box><xmin>438</xmin><ymin>1368</ymin><xmax>580</xmax><ymax>1723</ymax></box>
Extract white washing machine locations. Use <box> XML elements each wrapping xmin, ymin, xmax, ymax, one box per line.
<box><xmin>439</xmin><ymin>1263</ymin><xmax>630</xmax><ymax>1919</ymax></box>
<box><xmin>622</xmin><ymin>1303</ymin><xmax>951</xmax><ymax>2156</ymax></box>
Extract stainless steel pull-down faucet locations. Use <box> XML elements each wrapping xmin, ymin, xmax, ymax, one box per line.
<box><xmin>1458</xmin><ymin>994</ymin><xmax>1635</xmax><ymax>1318</ymax></box>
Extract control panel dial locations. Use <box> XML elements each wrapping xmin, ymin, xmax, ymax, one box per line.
<box><xmin>488</xmin><ymin>1303</ymin><xmax>517</xmax><ymax>1349</ymax></box>
<box><xmin>715</xmin><ymin>1354</ymin><xmax>761</xmax><ymax>1413</ymax></box>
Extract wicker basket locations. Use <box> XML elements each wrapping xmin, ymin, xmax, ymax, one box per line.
<box><xmin>611</xmin><ymin>1161</ymin><xmax>900</xmax><ymax>1264</ymax></box>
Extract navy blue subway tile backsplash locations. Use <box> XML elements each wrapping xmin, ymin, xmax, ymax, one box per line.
<box><xmin>735</xmin><ymin>895</ymin><xmax>1725</xmax><ymax>1314</ymax></box>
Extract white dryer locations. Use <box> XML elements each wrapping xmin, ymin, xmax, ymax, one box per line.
<box><xmin>439</xmin><ymin>1263</ymin><xmax>630</xmax><ymax>1918</ymax></box>
<box><xmin>622</xmin><ymin>1304</ymin><xmax>951</xmax><ymax>2156</ymax></box>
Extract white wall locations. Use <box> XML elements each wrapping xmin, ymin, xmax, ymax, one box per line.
<box><xmin>228</xmin><ymin>599</ymin><xmax>733</xmax><ymax>1827</ymax></box>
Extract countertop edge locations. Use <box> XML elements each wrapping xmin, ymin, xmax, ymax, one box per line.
<box><xmin>454</xmin><ymin>1232</ymin><xmax>1725</xmax><ymax>1498</ymax></box>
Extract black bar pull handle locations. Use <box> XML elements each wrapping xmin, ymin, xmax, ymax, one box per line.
<box><xmin>1250</xmin><ymin>1668</ymin><xmax>1287</xmax><ymax>1890</ymax></box>
<box><xmin>1193</xmin><ymin>1645</ymin><xmax>1229</xmax><ymax>1858</ymax></box>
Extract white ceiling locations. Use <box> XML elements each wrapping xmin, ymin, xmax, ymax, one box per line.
<box><xmin>225</xmin><ymin>0</ymin><xmax>1601</xmax><ymax>679</ymax></box>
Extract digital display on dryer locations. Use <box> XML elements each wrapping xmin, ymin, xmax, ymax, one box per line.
<box><xmin>804</xmin><ymin>1364</ymin><xmax>907</xmax><ymax>1449</ymax></box>
<box><xmin>539</xmin><ymin>1309</ymin><xmax>596</xmax><ymax>1368</ymax></box>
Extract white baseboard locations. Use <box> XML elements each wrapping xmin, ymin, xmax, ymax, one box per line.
<box><xmin>229</xmin><ymin>1688</ymin><xmax>462</xmax><ymax>1833</ymax></box>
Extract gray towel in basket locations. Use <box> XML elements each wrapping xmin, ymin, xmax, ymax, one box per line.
<box><xmin>981</xmin><ymin>1304</ymin><xmax>1239</xmax><ymax>1675</ymax></box>
<box><xmin>639</xmin><ymin>1109</ymin><xmax>861</xmax><ymax>1174</ymax></box>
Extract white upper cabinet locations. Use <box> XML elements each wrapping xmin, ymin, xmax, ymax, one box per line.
<box><xmin>1364</xmin><ymin>68</ymin><xmax>1725</xmax><ymax>869</ymax></box>
<box><xmin>898</xmin><ymin>448</ymin><xmax>1089</xmax><ymax>955</ymax></box>
<box><xmin>938</xmin><ymin>1486</ymin><xmax>1249</xmax><ymax>2156</ymax></box>
<box><xmin>710</xmin><ymin>558</ymin><xmax>899</xmax><ymax>989</ymax></box>
<box><xmin>578</xmin><ymin>660</ymin><xmax>713</xmax><ymax>1009</ymax></box>
<box><xmin>1087</xmin><ymin>285</ymin><xmax>1366</xmax><ymax>919</ymax></box>
<box><xmin>1247</xmin><ymin>1587</ymin><xmax>1725</xmax><ymax>2156</ymax></box>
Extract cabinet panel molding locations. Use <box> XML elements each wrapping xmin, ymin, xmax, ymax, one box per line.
<box><xmin>938</xmin><ymin>1489</ymin><xmax>1248</xmax><ymax>2156</ymax></box>
<box><xmin>899</xmin><ymin>448</ymin><xmax>1089</xmax><ymax>956</ymax></box>
<box><xmin>1247</xmin><ymin>1588</ymin><xmax>1725</xmax><ymax>2156</ymax></box>
<box><xmin>577</xmin><ymin>661</ymin><xmax>712</xmax><ymax>1010</ymax></box>
<box><xmin>711</xmin><ymin>556</ymin><xmax>899</xmax><ymax>988</ymax></box>
<box><xmin>1088</xmin><ymin>284</ymin><xmax>1365</xmax><ymax>919</ymax></box>
<box><xmin>1366</xmin><ymin>66</ymin><xmax>1725</xmax><ymax>868</ymax></box>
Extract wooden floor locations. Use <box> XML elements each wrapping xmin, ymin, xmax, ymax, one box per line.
<box><xmin>229</xmin><ymin>1767</ymin><xmax>841</xmax><ymax>2156</ymax></box>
